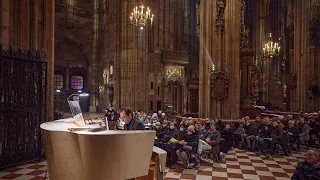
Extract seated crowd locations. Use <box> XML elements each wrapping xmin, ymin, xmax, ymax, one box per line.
<box><xmin>106</xmin><ymin>108</ymin><xmax>320</xmax><ymax>175</ymax></box>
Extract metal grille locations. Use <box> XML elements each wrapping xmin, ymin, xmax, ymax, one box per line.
<box><xmin>0</xmin><ymin>46</ymin><xmax>47</xmax><ymax>169</ymax></box>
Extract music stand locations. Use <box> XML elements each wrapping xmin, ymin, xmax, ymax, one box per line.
<box><xmin>67</xmin><ymin>93</ymin><xmax>89</xmax><ymax>127</ymax></box>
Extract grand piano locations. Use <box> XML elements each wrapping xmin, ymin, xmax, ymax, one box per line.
<box><xmin>41</xmin><ymin>99</ymin><xmax>166</xmax><ymax>180</ymax></box>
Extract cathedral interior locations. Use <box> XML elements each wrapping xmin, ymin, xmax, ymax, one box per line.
<box><xmin>1</xmin><ymin>0</ymin><xmax>320</xmax><ymax>179</ymax></box>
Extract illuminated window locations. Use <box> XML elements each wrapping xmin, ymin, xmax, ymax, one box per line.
<box><xmin>71</xmin><ymin>76</ymin><xmax>83</xmax><ymax>90</ymax></box>
<box><xmin>54</xmin><ymin>74</ymin><xmax>64</xmax><ymax>89</ymax></box>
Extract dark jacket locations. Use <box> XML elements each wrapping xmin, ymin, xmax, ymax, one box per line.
<box><xmin>174</xmin><ymin>130</ymin><xmax>186</xmax><ymax>141</ymax></box>
<box><xmin>234</xmin><ymin>123</ymin><xmax>245</xmax><ymax>135</ymax></box>
<box><xmin>220</xmin><ymin>128</ymin><xmax>234</xmax><ymax>154</ymax></box>
<box><xmin>312</xmin><ymin>162</ymin><xmax>320</xmax><ymax>180</ymax></box>
<box><xmin>204</xmin><ymin>123</ymin><xmax>210</xmax><ymax>131</ymax></box>
<box><xmin>216</xmin><ymin>120</ymin><xmax>225</xmax><ymax>132</ymax></box>
<box><xmin>156</xmin><ymin>126</ymin><xmax>169</xmax><ymax>138</ymax></box>
<box><xmin>221</xmin><ymin>128</ymin><xmax>234</xmax><ymax>142</ymax></box>
<box><xmin>258</xmin><ymin>124</ymin><xmax>272</xmax><ymax>137</ymax></box>
<box><xmin>292</xmin><ymin>160</ymin><xmax>313</xmax><ymax>180</ymax></box>
<box><xmin>245</xmin><ymin>123</ymin><xmax>259</xmax><ymax>136</ymax></box>
<box><xmin>163</xmin><ymin>128</ymin><xmax>178</xmax><ymax>141</ymax></box>
<box><xmin>124</xmin><ymin>118</ymin><xmax>145</xmax><ymax>130</ymax></box>
<box><xmin>184</xmin><ymin>131</ymin><xmax>199</xmax><ymax>153</ymax></box>
<box><xmin>287</xmin><ymin>127</ymin><xmax>299</xmax><ymax>137</ymax></box>
<box><xmin>269</xmin><ymin>126</ymin><xmax>283</xmax><ymax>140</ymax></box>
<box><xmin>286</xmin><ymin>127</ymin><xmax>299</xmax><ymax>143</ymax></box>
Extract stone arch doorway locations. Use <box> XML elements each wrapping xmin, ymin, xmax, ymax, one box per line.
<box><xmin>54</xmin><ymin>39</ymin><xmax>90</xmax><ymax>113</ymax></box>
<box><xmin>167</xmin><ymin>80</ymin><xmax>184</xmax><ymax>113</ymax></box>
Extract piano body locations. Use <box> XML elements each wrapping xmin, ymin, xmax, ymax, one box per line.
<box><xmin>40</xmin><ymin>118</ymin><xmax>157</xmax><ymax>180</ymax></box>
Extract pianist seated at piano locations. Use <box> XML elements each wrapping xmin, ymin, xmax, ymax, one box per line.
<box><xmin>120</xmin><ymin>107</ymin><xmax>145</xmax><ymax>130</ymax></box>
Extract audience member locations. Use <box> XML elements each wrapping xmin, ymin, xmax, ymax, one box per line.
<box><xmin>292</xmin><ymin>150</ymin><xmax>320</xmax><ymax>180</ymax></box>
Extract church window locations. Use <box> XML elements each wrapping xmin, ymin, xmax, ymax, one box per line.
<box><xmin>54</xmin><ymin>74</ymin><xmax>64</xmax><ymax>89</ymax></box>
<box><xmin>71</xmin><ymin>76</ymin><xmax>83</xmax><ymax>90</ymax></box>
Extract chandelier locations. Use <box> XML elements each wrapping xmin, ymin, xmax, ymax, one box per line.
<box><xmin>263</xmin><ymin>33</ymin><xmax>280</xmax><ymax>57</ymax></box>
<box><xmin>129</xmin><ymin>1</ymin><xmax>154</xmax><ymax>29</ymax></box>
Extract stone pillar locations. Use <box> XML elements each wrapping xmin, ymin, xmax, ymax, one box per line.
<box><xmin>31</xmin><ymin>0</ymin><xmax>38</xmax><ymax>49</ymax></box>
<box><xmin>0</xmin><ymin>0</ymin><xmax>10</xmax><ymax>46</ymax></box>
<box><xmin>252</xmin><ymin>0</ymin><xmax>269</xmax><ymax>103</ymax></box>
<box><xmin>89</xmin><ymin>64</ymin><xmax>97</xmax><ymax>112</ymax></box>
<box><xmin>183</xmin><ymin>81</ymin><xmax>188</xmax><ymax>114</ymax></box>
<box><xmin>309</xmin><ymin>46</ymin><xmax>316</xmax><ymax>111</ymax></box>
<box><xmin>199</xmin><ymin>0</ymin><xmax>241</xmax><ymax>119</ymax></box>
<box><xmin>294</xmin><ymin>0</ymin><xmax>310</xmax><ymax>111</ymax></box>
<box><xmin>65</xmin><ymin>68</ymin><xmax>70</xmax><ymax>89</ymax></box>
<box><xmin>224</xmin><ymin>0</ymin><xmax>241</xmax><ymax>119</ymax></box>
<box><xmin>45</xmin><ymin>0</ymin><xmax>55</xmax><ymax>121</ymax></box>
<box><xmin>198</xmin><ymin>0</ymin><xmax>213</xmax><ymax>118</ymax></box>
<box><xmin>90</xmin><ymin>0</ymin><xmax>99</xmax><ymax>112</ymax></box>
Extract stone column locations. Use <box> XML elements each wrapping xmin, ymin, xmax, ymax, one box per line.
<box><xmin>294</xmin><ymin>0</ymin><xmax>310</xmax><ymax>111</ymax></box>
<box><xmin>0</xmin><ymin>0</ymin><xmax>10</xmax><ymax>46</ymax></box>
<box><xmin>65</xmin><ymin>68</ymin><xmax>70</xmax><ymax>89</ymax></box>
<box><xmin>309</xmin><ymin>46</ymin><xmax>316</xmax><ymax>111</ymax></box>
<box><xmin>31</xmin><ymin>0</ymin><xmax>38</xmax><ymax>49</ymax></box>
<box><xmin>199</xmin><ymin>0</ymin><xmax>241</xmax><ymax>119</ymax></box>
<box><xmin>45</xmin><ymin>0</ymin><xmax>55</xmax><ymax>121</ymax></box>
<box><xmin>90</xmin><ymin>0</ymin><xmax>99</xmax><ymax>112</ymax></box>
<box><xmin>224</xmin><ymin>0</ymin><xmax>241</xmax><ymax>119</ymax></box>
<box><xmin>183</xmin><ymin>80</ymin><xmax>188</xmax><ymax>114</ymax></box>
<box><xmin>252</xmin><ymin>0</ymin><xmax>269</xmax><ymax>103</ymax></box>
<box><xmin>198</xmin><ymin>0</ymin><xmax>213</xmax><ymax>118</ymax></box>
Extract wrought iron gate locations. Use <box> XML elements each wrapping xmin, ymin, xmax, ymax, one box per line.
<box><xmin>0</xmin><ymin>46</ymin><xmax>47</xmax><ymax>169</ymax></box>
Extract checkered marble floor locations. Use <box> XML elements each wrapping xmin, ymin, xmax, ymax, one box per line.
<box><xmin>0</xmin><ymin>149</ymin><xmax>306</xmax><ymax>180</ymax></box>
<box><xmin>163</xmin><ymin>148</ymin><xmax>306</xmax><ymax>180</ymax></box>
<box><xmin>0</xmin><ymin>161</ymin><xmax>48</xmax><ymax>180</ymax></box>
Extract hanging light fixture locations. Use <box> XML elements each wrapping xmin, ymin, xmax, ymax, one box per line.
<box><xmin>263</xmin><ymin>33</ymin><xmax>280</xmax><ymax>57</ymax></box>
<box><xmin>129</xmin><ymin>0</ymin><xmax>154</xmax><ymax>29</ymax></box>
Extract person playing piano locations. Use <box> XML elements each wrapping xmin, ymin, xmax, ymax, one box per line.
<box><xmin>120</xmin><ymin>107</ymin><xmax>145</xmax><ymax>130</ymax></box>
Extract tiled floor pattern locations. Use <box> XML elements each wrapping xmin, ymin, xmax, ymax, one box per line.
<box><xmin>0</xmin><ymin>161</ymin><xmax>48</xmax><ymax>180</ymax></box>
<box><xmin>0</xmin><ymin>149</ymin><xmax>305</xmax><ymax>180</ymax></box>
<box><xmin>164</xmin><ymin>148</ymin><xmax>305</xmax><ymax>180</ymax></box>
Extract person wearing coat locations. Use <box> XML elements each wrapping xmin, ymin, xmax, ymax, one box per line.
<box><xmin>176</xmin><ymin>125</ymin><xmax>199</xmax><ymax>166</ymax></box>
<box><xmin>120</xmin><ymin>108</ymin><xmax>145</xmax><ymax>130</ymax></box>
<box><xmin>292</xmin><ymin>150</ymin><xmax>320</xmax><ymax>180</ymax></box>
<box><xmin>262</xmin><ymin>121</ymin><xmax>289</xmax><ymax>156</ymax></box>
<box><xmin>206</xmin><ymin>123</ymin><xmax>221</xmax><ymax>161</ymax></box>
<box><xmin>220</xmin><ymin>124</ymin><xmax>234</xmax><ymax>154</ymax></box>
<box><xmin>298</xmin><ymin>117</ymin><xmax>311</xmax><ymax>144</ymax></box>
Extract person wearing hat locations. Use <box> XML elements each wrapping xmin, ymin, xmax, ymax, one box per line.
<box><xmin>176</xmin><ymin>125</ymin><xmax>199</xmax><ymax>167</ymax></box>
<box><xmin>292</xmin><ymin>150</ymin><xmax>320</xmax><ymax>180</ymax></box>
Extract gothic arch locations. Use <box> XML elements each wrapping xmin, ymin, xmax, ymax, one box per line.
<box><xmin>55</xmin><ymin>39</ymin><xmax>89</xmax><ymax>69</ymax></box>
<box><xmin>167</xmin><ymin>74</ymin><xmax>184</xmax><ymax>87</ymax></box>
<box><xmin>55</xmin><ymin>30</ymin><xmax>91</xmax><ymax>62</ymax></box>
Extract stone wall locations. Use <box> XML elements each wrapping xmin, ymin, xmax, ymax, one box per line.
<box><xmin>0</xmin><ymin>0</ymin><xmax>55</xmax><ymax>120</ymax></box>
<box><xmin>97</xmin><ymin>0</ymin><xmax>195</xmax><ymax>113</ymax></box>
